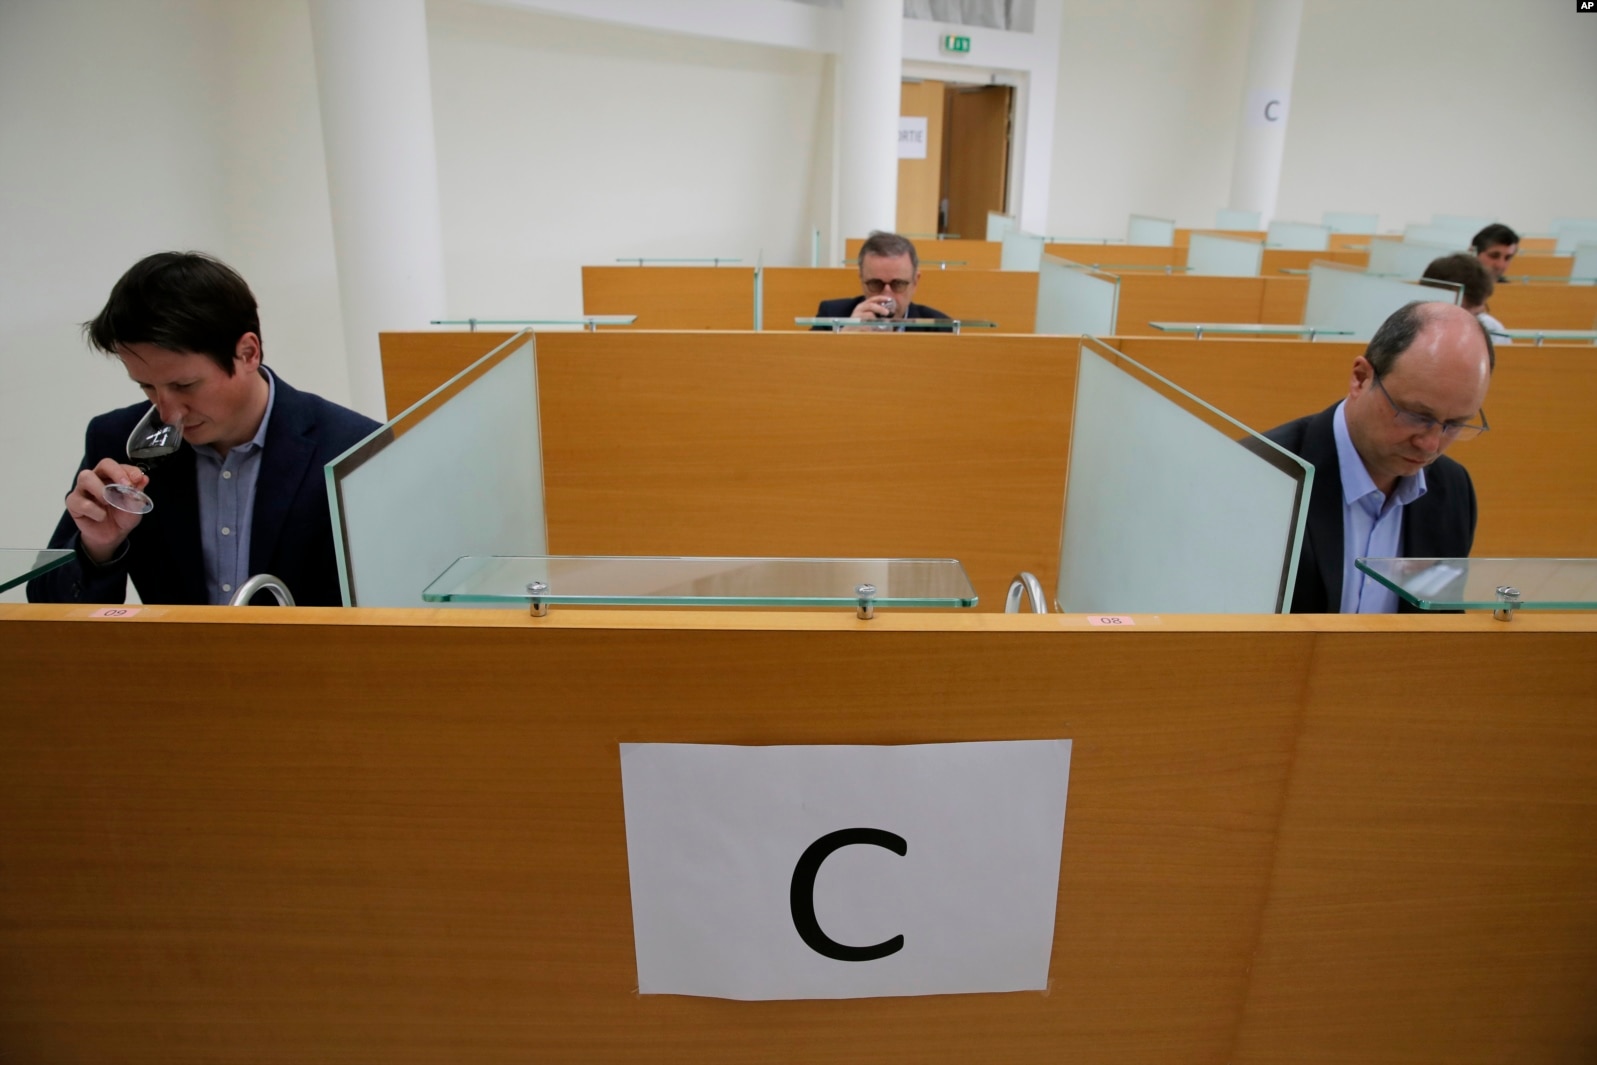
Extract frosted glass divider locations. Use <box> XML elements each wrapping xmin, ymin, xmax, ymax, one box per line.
<box><xmin>1433</xmin><ymin>213</ymin><xmax>1494</xmax><ymax>233</ymax></box>
<box><xmin>1303</xmin><ymin>262</ymin><xmax>1459</xmax><ymax>341</ymax></box>
<box><xmin>1403</xmin><ymin>222</ymin><xmax>1471</xmax><ymax>248</ymax></box>
<box><xmin>1266</xmin><ymin>220</ymin><xmax>1330</xmax><ymax>251</ymax></box>
<box><xmin>1035</xmin><ymin>256</ymin><xmax>1119</xmax><ymax>335</ymax></box>
<box><xmin>1323</xmin><ymin>211</ymin><xmax>1378</xmax><ymax>233</ymax></box>
<box><xmin>1556</xmin><ymin>220</ymin><xmax>1597</xmax><ymax>254</ymax></box>
<box><xmin>1215</xmin><ymin>208</ymin><xmax>1261</xmax><ymax>230</ymax></box>
<box><xmin>1187</xmin><ymin>233</ymin><xmax>1263</xmax><ymax>277</ymax></box>
<box><xmin>1001</xmin><ymin>229</ymin><xmax>1046</xmax><ymax>271</ymax></box>
<box><xmin>1571</xmin><ymin>243</ymin><xmax>1597</xmax><ymax>287</ymax></box>
<box><xmin>1056</xmin><ymin>338</ymin><xmax>1311</xmax><ymax>614</ymax></box>
<box><xmin>326</xmin><ymin>331</ymin><xmax>548</xmax><ymax>607</ymax></box>
<box><xmin>1127</xmin><ymin>214</ymin><xmax>1176</xmax><ymax>246</ymax></box>
<box><xmin>987</xmin><ymin>211</ymin><xmax>1017</xmax><ymax>241</ymax></box>
<box><xmin>1369</xmin><ymin>238</ymin><xmax>1460</xmax><ymax>280</ymax></box>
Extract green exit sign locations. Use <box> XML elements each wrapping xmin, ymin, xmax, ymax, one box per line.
<box><xmin>941</xmin><ymin>34</ymin><xmax>971</xmax><ymax>54</ymax></box>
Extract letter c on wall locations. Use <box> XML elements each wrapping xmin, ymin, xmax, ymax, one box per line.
<box><xmin>789</xmin><ymin>828</ymin><xmax>907</xmax><ymax>962</ymax></box>
<box><xmin>1263</xmin><ymin>99</ymin><xmax>1281</xmax><ymax>122</ymax></box>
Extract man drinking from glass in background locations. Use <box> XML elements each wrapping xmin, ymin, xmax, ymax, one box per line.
<box><xmin>812</xmin><ymin>231</ymin><xmax>951</xmax><ymax>329</ymax></box>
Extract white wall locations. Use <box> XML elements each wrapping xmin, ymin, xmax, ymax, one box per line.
<box><xmin>0</xmin><ymin>0</ymin><xmax>345</xmax><ymax>560</ymax></box>
<box><xmin>1047</xmin><ymin>0</ymin><xmax>1253</xmax><ymax>238</ymax></box>
<box><xmin>1275</xmin><ymin>0</ymin><xmax>1597</xmax><ymax>233</ymax></box>
<box><xmin>427</xmin><ymin>0</ymin><xmax>833</xmax><ymax>318</ymax></box>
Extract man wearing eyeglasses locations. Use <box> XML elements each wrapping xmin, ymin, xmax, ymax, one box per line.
<box><xmin>812</xmin><ymin>231</ymin><xmax>950</xmax><ymax>329</ymax></box>
<box><xmin>1265</xmin><ymin>301</ymin><xmax>1494</xmax><ymax>613</ymax></box>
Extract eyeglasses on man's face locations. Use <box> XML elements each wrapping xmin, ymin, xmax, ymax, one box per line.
<box><xmin>862</xmin><ymin>278</ymin><xmax>913</xmax><ymax>295</ymax></box>
<box><xmin>1372</xmin><ymin>373</ymin><xmax>1489</xmax><ymax>442</ymax></box>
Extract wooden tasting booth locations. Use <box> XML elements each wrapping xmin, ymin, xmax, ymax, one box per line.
<box><xmin>3</xmin><ymin>327</ymin><xmax>1595</xmax><ymax>1064</ymax></box>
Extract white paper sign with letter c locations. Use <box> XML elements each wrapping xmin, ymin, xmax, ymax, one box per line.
<box><xmin>619</xmin><ymin>740</ymin><xmax>1072</xmax><ymax>1000</ymax></box>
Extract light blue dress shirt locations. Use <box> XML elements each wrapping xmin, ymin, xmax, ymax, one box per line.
<box><xmin>194</xmin><ymin>370</ymin><xmax>277</xmax><ymax>604</ymax></box>
<box><xmin>1331</xmin><ymin>400</ymin><xmax>1427</xmax><ymax>614</ymax></box>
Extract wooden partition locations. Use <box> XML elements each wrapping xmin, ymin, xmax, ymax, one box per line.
<box><xmin>381</xmin><ymin>330</ymin><xmax>1597</xmax><ymax>583</ymax></box>
<box><xmin>1114</xmin><ymin>336</ymin><xmax>1597</xmax><ymax>557</ymax></box>
<box><xmin>581</xmin><ymin>265</ymin><xmax>754</xmax><ymax>329</ymax></box>
<box><xmin>1110</xmin><ymin>275</ymin><xmax>1307</xmax><ymax>330</ymax></box>
<box><xmin>1260</xmin><ymin>248</ymin><xmax>1367</xmax><ymax>273</ymax></box>
<box><xmin>1508</xmin><ymin>253</ymin><xmax>1575</xmax><ymax>280</ymax></box>
<box><xmin>1174</xmin><ymin>227</ymin><xmax>1264</xmax><ymax>246</ymax></box>
<box><xmin>761</xmin><ymin>266</ymin><xmax>1039</xmax><ymax>333</ymax></box>
<box><xmin>843</xmin><ymin>237</ymin><xmax>1001</xmax><ymax>270</ymax></box>
<box><xmin>1491</xmin><ymin>282</ymin><xmax>1597</xmax><ymax>329</ymax></box>
<box><xmin>1044</xmin><ymin>242</ymin><xmax>1184</xmax><ymax>270</ymax></box>
<box><xmin>3</xmin><ymin>605</ymin><xmax>1594</xmax><ymax>1064</ymax></box>
<box><xmin>382</xmin><ymin>330</ymin><xmax>1073</xmax><ymax>606</ymax></box>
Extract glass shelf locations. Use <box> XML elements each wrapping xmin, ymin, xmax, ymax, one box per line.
<box><xmin>1088</xmin><ymin>264</ymin><xmax>1191</xmax><ymax>273</ymax></box>
<box><xmin>796</xmin><ymin>318</ymin><xmax>995</xmax><ymax>333</ymax></box>
<box><xmin>1487</xmin><ymin>329</ymin><xmax>1597</xmax><ymax>346</ymax></box>
<box><xmin>1356</xmin><ymin>557</ymin><xmax>1597</xmax><ymax>612</ymax></box>
<box><xmin>0</xmin><ymin>548</ymin><xmax>72</xmax><ymax>593</ymax></box>
<box><xmin>430</xmin><ymin>317</ymin><xmax>636</xmax><ymax>332</ymax></box>
<box><xmin>615</xmin><ymin>258</ymin><xmax>742</xmax><ymax>266</ymax></box>
<box><xmin>423</xmin><ymin>555</ymin><xmax>978</xmax><ymax>610</ymax></box>
<box><xmin>1149</xmin><ymin>322</ymin><xmax>1353</xmax><ymax>339</ymax></box>
<box><xmin>841</xmin><ymin>259</ymin><xmax>969</xmax><ymax>269</ymax></box>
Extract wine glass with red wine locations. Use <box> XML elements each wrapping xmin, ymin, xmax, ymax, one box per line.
<box><xmin>102</xmin><ymin>405</ymin><xmax>183</xmax><ymax>515</ymax></box>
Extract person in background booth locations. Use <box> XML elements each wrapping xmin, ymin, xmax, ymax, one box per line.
<box><xmin>29</xmin><ymin>252</ymin><xmax>380</xmax><ymax>606</ymax></box>
<box><xmin>1264</xmin><ymin>301</ymin><xmax>1494</xmax><ymax>614</ymax></box>
<box><xmin>1471</xmin><ymin>223</ymin><xmax>1519</xmax><ymax>283</ymax></box>
<box><xmin>1422</xmin><ymin>252</ymin><xmax>1510</xmax><ymax>343</ymax></box>
<box><xmin>812</xmin><ymin>231</ymin><xmax>951</xmax><ymax>329</ymax></box>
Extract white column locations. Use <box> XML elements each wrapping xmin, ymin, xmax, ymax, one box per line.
<box><xmin>837</xmin><ymin>0</ymin><xmax>902</xmax><ymax>240</ymax></box>
<box><xmin>1226</xmin><ymin>0</ymin><xmax>1304</xmax><ymax>226</ymax></box>
<box><xmin>307</xmin><ymin>0</ymin><xmax>447</xmax><ymax>419</ymax></box>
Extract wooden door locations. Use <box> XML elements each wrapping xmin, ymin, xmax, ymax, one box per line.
<box><xmin>943</xmin><ymin>84</ymin><xmax>1011</xmax><ymax>241</ymax></box>
<box><xmin>896</xmin><ymin>79</ymin><xmax>945</xmax><ymax>237</ymax></box>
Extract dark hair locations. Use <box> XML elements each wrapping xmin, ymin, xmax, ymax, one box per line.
<box><xmin>84</xmin><ymin>251</ymin><xmax>261</xmax><ymax>376</ymax></box>
<box><xmin>858</xmin><ymin>231</ymin><xmax>919</xmax><ymax>272</ymax></box>
<box><xmin>1421</xmin><ymin>253</ymin><xmax>1495</xmax><ymax>310</ymax></box>
<box><xmin>1470</xmin><ymin>223</ymin><xmax>1519</xmax><ymax>252</ymax></box>
<box><xmin>1366</xmin><ymin>300</ymin><xmax>1494</xmax><ymax>375</ymax></box>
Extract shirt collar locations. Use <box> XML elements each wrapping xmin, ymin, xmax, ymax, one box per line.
<box><xmin>246</xmin><ymin>367</ymin><xmax>277</xmax><ymax>451</ymax></box>
<box><xmin>1332</xmin><ymin>399</ymin><xmax>1426</xmax><ymax>507</ymax></box>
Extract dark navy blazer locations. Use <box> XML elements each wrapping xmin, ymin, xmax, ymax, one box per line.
<box><xmin>29</xmin><ymin>371</ymin><xmax>380</xmax><ymax>607</ymax></box>
<box><xmin>1264</xmin><ymin>402</ymin><xmax>1477</xmax><ymax>614</ymax></box>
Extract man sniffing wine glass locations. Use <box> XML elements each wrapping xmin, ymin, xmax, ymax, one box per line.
<box><xmin>28</xmin><ymin>252</ymin><xmax>380</xmax><ymax>606</ymax></box>
<box><xmin>101</xmin><ymin>405</ymin><xmax>185</xmax><ymax>516</ymax></box>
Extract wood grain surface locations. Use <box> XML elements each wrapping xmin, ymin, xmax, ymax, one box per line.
<box><xmin>2</xmin><ymin>607</ymin><xmax>1592</xmax><ymax>1063</ymax></box>
<box><xmin>378</xmin><ymin>331</ymin><xmax>1597</xmax><ymax>576</ymax></box>
<box><xmin>582</xmin><ymin>266</ymin><xmax>756</xmax><ymax>329</ymax></box>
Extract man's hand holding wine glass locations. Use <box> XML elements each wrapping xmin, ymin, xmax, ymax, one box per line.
<box><xmin>65</xmin><ymin>459</ymin><xmax>150</xmax><ymax>564</ymax></box>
